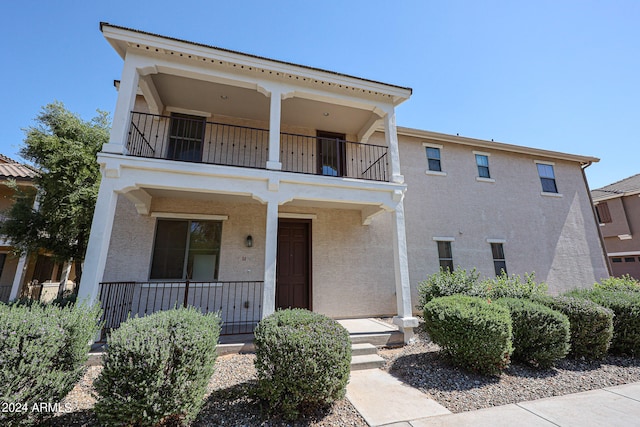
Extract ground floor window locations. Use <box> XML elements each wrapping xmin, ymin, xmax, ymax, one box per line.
<box><xmin>436</xmin><ymin>241</ymin><xmax>453</xmax><ymax>272</ymax></box>
<box><xmin>150</xmin><ymin>219</ymin><xmax>222</xmax><ymax>281</ymax></box>
<box><xmin>491</xmin><ymin>243</ymin><xmax>507</xmax><ymax>276</ymax></box>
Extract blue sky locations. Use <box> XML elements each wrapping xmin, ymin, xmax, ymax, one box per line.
<box><xmin>1</xmin><ymin>1</ymin><xmax>638</xmax><ymax>189</ymax></box>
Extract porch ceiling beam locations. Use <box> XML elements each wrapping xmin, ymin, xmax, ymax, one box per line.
<box><xmin>138</xmin><ymin>75</ymin><xmax>164</xmax><ymax>115</ymax></box>
<box><xmin>122</xmin><ymin>187</ymin><xmax>152</xmax><ymax>215</ymax></box>
<box><xmin>357</xmin><ymin>116</ymin><xmax>383</xmax><ymax>144</ymax></box>
<box><xmin>361</xmin><ymin>205</ymin><xmax>385</xmax><ymax>226</ymax></box>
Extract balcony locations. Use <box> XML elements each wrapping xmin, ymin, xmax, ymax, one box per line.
<box><xmin>126</xmin><ymin>112</ymin><xmax>390</xmax><ymax>182</ymax></box>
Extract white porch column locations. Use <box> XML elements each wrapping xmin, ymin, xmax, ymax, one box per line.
<box><xmin>9</xmin><ymin>254</ymin><xmax>29</xmax><ymax>300</ymax></box>
<box><xmin>262</xmin><ymin>201</ymin><xmax>278</xmax><ymax>318</ymax></box>
<box><xmin>383</xmin><ymin>107</ymin><xmax>404</xmax><ymax>184</ymax></box>
<box><xmin>102</xmin><ymin>54</ymin><xmax>141</xmax><ymax>155</ymax></box>
<box><xmin>77</xmin><ymin>178</ymin><xmax>119</xmax><ymax>306</ymax></box>
<box><xmin>391</xmin><ymin>197</ymin><xmax>419</xmax><ymax>343</ymax></box>
<box><xmin>266</xmin><ymin>88</ymin><xmax>283</xmax><ymax>170</ymax></box>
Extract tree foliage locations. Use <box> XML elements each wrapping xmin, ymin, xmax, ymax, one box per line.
<box><xmin>0</xmin><ymin>102</ymin><xmax>110</xmax><ymax>285</ymax></box>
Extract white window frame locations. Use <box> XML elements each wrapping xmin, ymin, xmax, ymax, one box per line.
<box><xmin>423</xmin><ymin>143</ymin><xmax>447</xmax><ymax>176</ymax></box>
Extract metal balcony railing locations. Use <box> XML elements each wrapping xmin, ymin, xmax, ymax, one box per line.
<box><xmin>126</xmin><ymin>112</ymin><xmax>389</xmax><ymax>182</ymax></box>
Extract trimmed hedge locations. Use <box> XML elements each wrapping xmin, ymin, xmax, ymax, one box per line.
<box><xmin>568</xmin><ymin>289</ymin><xmax>640</xmax><ymax>356</ymax></box>
<box><xmin>496</xmin><ymin>298</ymin><xmax>570</xmax><ymax>368</ymax></box>
<box><xmin>422</xmin><ymin>295</ymin><xmax>513</xmax><ymax>375</ymax></box>
<box><xmin>94</xmin><ymin>308</ymin><xmax>221</xmax><ymax>427</ymax></box>
<box><xmin>594</xmin><ymin>275</ymin><xmax>640</xmax><ymax>293</ymax></box>
<box><xmin>254</xmin><ymin>309</ymin><xmax>351</xmax><ymax>420</ymax></box>
<box><xmin>532</xmin><ymin>295</ymin><xmax>613</xmax><ymax>359</ymax></box>
<box><xmin>479</xmin><ymin>272</ymin><xmax>548</xmax><ymax>300</ymax></box>
<box><xmin>0</xmin><ymin>302</ymin><xmax>101</xmax><ymax>426</ymax></box>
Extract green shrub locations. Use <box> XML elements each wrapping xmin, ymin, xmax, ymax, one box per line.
<box><xmin>479</xmin><ymin>272</ymin><xmax>548</xmax><ymax>300</ymax></box>
<box><xmin>417</xmin><ymin>268</ymin><xmax>480</xmax><ymax>308</ymax></box>
<box><xmin>94</xmin><ymin>308</ymin><xmax>221</xmax><ymax>427</ymax></box>
<box><xmin>254</xmin><ymin>309</ymin><xmax>351</xmax><ymax>420</ymax></box>
<box><xmin>0</xmin><ymin>302</ymin><xmax>101</xmax><ymax>426</ymax></box>
<box><xmin>496</xmin><ymin>298</ymin><xmax>570</xmax><ymax>368</ymax></box>
<box><xmin>594</xmin><ymin>275</ymin><xmax>640</xmax><ymax>293</ymax></box>
<box><xmin>568</xmin><ymin>289</ymin><xmax>640</xmax><ymax>355</ymax></box>
<box><xmin>533</xmin><ymin>295</ymin><xmax>613</xmax><ymax>359</ymax></box>
<box><xmin>422</xmin><ymin>295</ymin><xmax>513</xmax><ymax>375</ymax></box>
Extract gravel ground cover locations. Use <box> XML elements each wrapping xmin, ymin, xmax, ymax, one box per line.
<box><xmin>379</xmin><ymin>329</ymin><xmax>640</xmax><ymax>413</ymax></box>
<box><xmin>49</xmin><ymin>354</ymin><xmax>367</xmax><ymax>427</ymax></box>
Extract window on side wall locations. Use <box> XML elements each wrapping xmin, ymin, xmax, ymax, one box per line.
<box><xmin>490</xmin><ymin>243</ymin><xmax>507</xmax><ymax>276</ymax></box>
<box><xmin>475</xmin><ymin>154</ymin><xmax>491</xmax><ymax>178</ymax></box>
<box><xmin>536</xmin><ymin>162</ymin><xmax>558</xmax><ymax>193</ymax></box>
<box><xmin>426</xmin><ymin>147</ymin><xmax>442</xmax><ymax>172</ymax></box>
<box><xmin>436</xmin><ymin>241</ymin><xmax>453</xmax><ymax>272</ymax></box>
<box><xmin>595</xmin><ymin>202</ymin><xmax>612</xmax><ymax>224</ymax></box>
<box><xmin>150</xmin><ymin>219</ymin><xmax>222</xmax><ymax>281</ymax></box>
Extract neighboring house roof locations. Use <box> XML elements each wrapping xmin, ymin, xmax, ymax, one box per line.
<box><xmin>592</xmin><ymin>174</ymin><xmax>640</xmax><ymax>202</ymax></box>
<box><xmin>0</xmin><ymin>154</ymin><xmax>37</xmax><ymax>181</ymax></box>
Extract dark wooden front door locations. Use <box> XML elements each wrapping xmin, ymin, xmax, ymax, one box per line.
<box><xmin>276</xmin><ymin>219</ymin><xmax>311</xmax><ymax>310</ymax></box>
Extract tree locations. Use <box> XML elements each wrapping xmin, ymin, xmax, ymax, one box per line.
<box><xmin>1</xmin><ymin>102</ymin><xmax>110</xmax><ymax>295</ymax></box>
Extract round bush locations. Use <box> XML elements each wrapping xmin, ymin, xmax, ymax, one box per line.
<box><xmin>0</xmin><ymin>302</ymin><xmax>101</xmax><ymax>426</ymax></box>
<box><xmin>253</xmin><ymin>309</ymin><xmax>351</xmax><ymax>420</ymax></box>
<box><xmin>569</xmin><ymin>289</ymin><xmax>640</xmax><ymax>356</ymax></box>
<box><xmin>94</xmin><ymin>308</ymin><xmax>221</xmax><ymax>427</ymax></box>
<box><xmin>422</xmin><ymin>295</ymin><xmax>513</xmax><ymax>375</ymax></box>
<box><xmin>497</xmin><ymin>298</ymin><xmax>570</xmax><ymax>368</ymax></box>
<box><xmin>533</xmin><ymin>295</ymin><xmax>613</xmax><ymax>359</ymax></box>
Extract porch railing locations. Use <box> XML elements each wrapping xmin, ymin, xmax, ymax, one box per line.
<box><xmin>97</xmin><ymin>280</ymin><xmax>263</xmax><ymax>341</ymax></box>
<box><xmin>126</xmin><ymin>112</ymin><xmax>389</xmax><ymax>181</ymax></box>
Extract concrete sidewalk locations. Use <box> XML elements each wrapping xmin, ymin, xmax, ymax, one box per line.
<box><xmin>347</xmin><ymin>370</ymin><xmax>640</xmax><ymax>427</ymax></box>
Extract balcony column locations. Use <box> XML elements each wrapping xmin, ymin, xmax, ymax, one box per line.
<box><xmin>77</xmin><ymin>176</ymin><xmax>119</xmax><ymax>306</ymax></box>
<box><xmin>9</xmin><ymin>254</ymin><xmax>29</xmax><ymax>300</ymax></box>
<box><xmin>102</xmin><ymin>54</ymin><xmax>141</xmax><ymax>155</ymax></box>
<box><xmin>262</xmin><ymin>200</ymin><xmax>278</xmax><ymax>318</ymax></box>
<box><xmin>265</xmin><ymin>86</ymin><xmax>283</xmax><ymax>170</ymax></box>
<box><xmin>391</xmin><ymin>195</ymin><xmax>419</xmax><ymax>343</ymax></box>
<box><xmin>383</xmin><ymin>107</ymin><xmax>404</xmax><ymax>184</ymax></box>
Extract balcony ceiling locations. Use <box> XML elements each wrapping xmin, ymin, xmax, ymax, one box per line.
<box><xmin>150</xmin><ymin>74</ymin><xmax>377</xmax><ymax>136</ymax></box>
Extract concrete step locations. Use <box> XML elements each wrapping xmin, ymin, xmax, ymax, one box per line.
<box><xmin>349</xmin><ymin>331</ymin><xmax>404</xmax><ymax>347</ymax></box>
<box><xmin>351</xmin><ymin>354</ymin><xmax>386</xmax><ymax>371</ymax></box>
<box><xmin>352</xmin><ymin>342</ymin><xmax>378</xmax><ymax>356</ymax></box>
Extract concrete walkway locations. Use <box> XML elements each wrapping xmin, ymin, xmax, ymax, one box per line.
<box><xmin>347</xmin><ymin>371</ymin><xmax>640</xmax><ymax>427</ymax></box>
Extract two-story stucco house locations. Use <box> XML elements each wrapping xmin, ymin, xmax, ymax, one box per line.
<box><xmin>592</xmin><ymin>174</ymin><xmax>640</xmax><ymax>279</ymax></box>
<box><xmin>78</xmin><ymin>23</ymin><xmax>608</xmax><ymax>342</ymax></box>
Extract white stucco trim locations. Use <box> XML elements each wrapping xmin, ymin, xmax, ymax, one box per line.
<box><xmin>422</xmin><ymin>142</ymin><xmax>443</xmax><ymax>149</ymax></box>
<box><xmin>432</xmin><ymin>236</ymin><xmax>455</xmax><ymax>242</ymax></box>
<box><xmin>541</xmin><ymin>192</ymin><xmax>563</xmax><ymax>198</ymax></box>
<box><xmin>618</xmin><ymin>234</ymin><xmax>633</xmax><ymax>240</ymax></box>
<box><xmin>278</xmin><ymin>213</ymin><xmax>317</xmax><ymax>220</ymax></box>
<box><xmin>534</xmin><ymin>160</ymin><xmax>556</xmax><ymax>166</ymax></box>
<box><xmin>165</xmin><ymin>106</ymin><xmax>212</xmax><ymax>118</ymax></box>
<box><xmin>608</xmin><ymin>251</ymin><xmax>640</xmax><ymax>257</ymax></box>
<box><xmin>425</xmin><ymin>170</ymin><xmax>447</xmax><ymax>177</ymax></box>
<box><xmin>486</xmin><ymin>238</ymin><xmax>507</xmax><ymax>244</ymax></box>
<box><xmin>476</xmin><ymin>177</ymin><xmax>495</xmax><ymax>183</ymax></box>
<box><xmin>151</xmin><ymin>212</ymin><xmax>229</xmax><ymax>221</ymax></box>
<box><xmin>472</xmin><ymin>150</ymin><xmax>491</xmax><ymax>156</ymax></box>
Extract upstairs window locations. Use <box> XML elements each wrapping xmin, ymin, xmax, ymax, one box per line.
<box><xmin>167</xmin><ymin>113</ymin><xmax>206</xmax><ymax>162</ymax></box>
<box><xmin>537</xmin><ymin>163</ymin><xmax>558</xmax><ymax>193</ymax></box>
<box><xmin>475</xmin><ymin>154</ymin><xmax>490</xmax><ymax>178</ymax></box>
<box><xmin>595</xmin><ymin>202</ymin><xmax>612</xmax><ymax>224</ymax></box>
<box><xmin>490</xmin><ymin>243</ymin><xmax>507</xmax><ymax>276</ymax></box>
<box><xmin>150</xmin><ymin>219</ymin><xmax>222</xmax><ymax>281</ymax></box>
<box><xmin>436</xmin><ymin>241</ymin><xmax>453</xmax><ymax>272</ymax></box>
<box><xmin>426</xmin><ymin>147</ymin><xmax>442</xmax><ymax>172</ymax></box>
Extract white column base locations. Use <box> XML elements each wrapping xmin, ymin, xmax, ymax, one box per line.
<box><xmin>393</xmin><ymin>315</ymin><xmax>420</xmax><ymax>344</ymax></box>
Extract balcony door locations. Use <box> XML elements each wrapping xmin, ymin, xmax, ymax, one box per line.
<box><xmin>167</xmin><ymin>113</ymin><xmax>205</xmax><ymax>162</ymax></box>
<box><xmin>317</xmin><ymin>131</ymin><xmax>346</xmax><ymax>177</ymax></box>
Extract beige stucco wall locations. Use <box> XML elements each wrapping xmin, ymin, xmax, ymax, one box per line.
<box><xmin>384</xmin><ymin>132</ymin><xmax>609</xmax><ymax>296</ymax></box>
<box><xmin>599</xmin><ymin>198</ymin><xmax>631</xmax><ymax>238</ymax></box>
<box><xmin>601</xmin><ymin>195</ymin><xmax>640</xmax><ymax>253</ymax></box>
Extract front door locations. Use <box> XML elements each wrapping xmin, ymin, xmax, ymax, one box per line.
<box><xmin>276</xmin><ymin>219</ymin><xmax>311</xmax><ymax>310</ymax></box>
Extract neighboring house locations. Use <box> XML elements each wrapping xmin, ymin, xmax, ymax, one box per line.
<box><xmin>78</xmin><ymin>23</ymin><xmax>608</xmax><ymax>342</ymax></box>
<box><xmin>0</xmin><ymin>155</ymin><xmax>76</xmax><ymax>303</ymax></box>
<box><xmin>592</xmin><ymin>174</ymin><xmax>640</xmax><ymax>279</ymax></box>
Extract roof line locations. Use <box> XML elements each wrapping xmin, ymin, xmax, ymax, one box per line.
<box><xmin>100</xmin><ymin>22</ymin><xmax>412</xmax><ymax>94</ymax></box>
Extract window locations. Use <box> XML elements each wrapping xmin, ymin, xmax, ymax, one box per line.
<box><xmin>436</xmin><ymin>241</ymin><xmax>453</xmax><ymax>271</ymax></box>
<box><xmin>475</xmin><ymin>154</ymin><xmax>490</xmax><ymax>178</ymax></box>
<box><xmin>317</xmin><ymin>131</ymin><xmax>346</xmax><ymax>177</ymax></box>
<box><xmin>167</xmin><ymin>113</ymin><xmax>206</xmax><ymax>162</ymax></box>
<box><xmin>150</xmin><ymin>219</ymin><xmax>222</xmax><ymax>280</ymax></box>
<box><xmin>491</xmin><ymin>243</ymin><xmax>507</xmax><ymax>276</ymax></box>
<box><xmin>595</xmin><ymin>202</ymin><xmax>612</xmax><ymax>223</ymax></box>
<box><xmin>537</xmin><ymin>163</ymin><xmax>558</xmax><ymax>193</ymax></box>
<box><xmin>426</xmin><ymin>147</ymin><xmax>442</xmax><ymax>172</ymax></box>
<box><xmin>612</xmin><ymin>257</ymin><xmax>623</xmax><ymax>263</ymax></box>
<box><xmin>625</xmin><ymin>257</ymin><xmax>636</xmax><ymax>263</ymax></box>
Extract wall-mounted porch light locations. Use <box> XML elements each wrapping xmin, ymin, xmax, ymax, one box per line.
<box><xmin>246</xmin><ymin>235</ymin><xmax>253</xmax><ymax>247</ymax></box>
